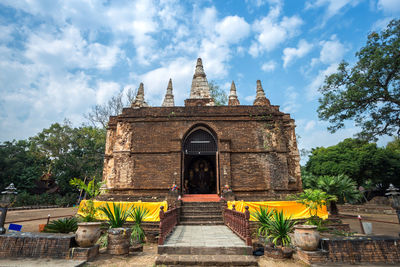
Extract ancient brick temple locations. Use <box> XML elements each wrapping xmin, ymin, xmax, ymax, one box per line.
<box><xmin>102</xmin><ymin>58</ymin><xmax>301</xmax><ymax>201</ymax></box>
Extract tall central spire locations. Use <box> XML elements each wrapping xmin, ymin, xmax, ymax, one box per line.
<box><xmin>186</xmin><ymin>58</ymin><xmax>215</xmax><ymax>106</ymax></box>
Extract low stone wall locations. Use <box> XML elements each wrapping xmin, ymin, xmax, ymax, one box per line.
<box><xmin>338</xmin><ymin>204</ymin><xmax>396</xmax><ymax>215</ymax></box>
<box><xmin>0</xmin><ymin>232</ymin><xmax>75</xmax><ymax>259</ymax></box>
<box><xmin>296</xmin><ymin>236</ymin><xmax>400</xmax><ymax>265</ymax></box>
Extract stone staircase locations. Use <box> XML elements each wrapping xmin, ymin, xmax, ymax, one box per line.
<box><xmin>156</xmin><ymin>225</ymin><xmax>257</xmax><ymax>266</ymax></box>
<box><xmin>180</xmin><ymin>201</ymin><xmax>224</xmax><ymax>225</ymax></box>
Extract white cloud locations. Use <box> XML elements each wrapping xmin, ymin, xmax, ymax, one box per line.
<box><xmin>282</xmin><ymin>86</ymin><xmax>300</xmax><ymax>113</ymax></box>
<box><xmin>319</xmin><ymin>35</ymin><xmax>346</xmax><ymax>64</ymax></box>
<box><xmin>304</xmin><ymin>120</ymin><xmax>316</xmax><ymax>131</ymax></box>
<box><xmin>305</xmin><ymin>0</ymin><xmax>361</xmax><ymax>22</ymax></box>
<box><xmin>216</xmin><ymin>16</ymin><xmax>250</xmax><ymax>44</ymax></box>
<box><xmin>377</xmin><ymin>0</ymin><xmax>400</xmax><ymax>14</ymax></box>
<box><xmin>250</xmin><ymin>2</ymin><xmax>303</xmax><ymax>57</ymax></box>
<box><xmin>244</xmin><ymin>95</ymin><xmax>256</xmax><ymax>103</ymax></box>
<box><xmin>261</xmin><ymin>60</ymin><xmax>277</xmax><ymax>72</ymax></box>
<box><xmin>282</xmin><ymin>39</ymin><xmax>313</xmax><ymax>68</ymax></box>
<box><xmin>307</xmin><ymin>63</ymin><xmax>339</xmax><ymax>100</ymax></box>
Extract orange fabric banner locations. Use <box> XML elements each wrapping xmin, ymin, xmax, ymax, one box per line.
<box><xmin>227</xmin><ymin>200</ymin><xmax>328</xmax><ymax>221</ymax></box>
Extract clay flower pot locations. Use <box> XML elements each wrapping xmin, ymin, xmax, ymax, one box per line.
<box><xmin>75</xmin><ymin>222</ymin><xmax>102</xmax><ymax>248</ymax></box>
<box><xmin>294</xmin><ymin>225</ymin><xmax>320</xmax><ymax>251</ymax></box>
<box><xmin>107</xmin><ymin>227</ymin><xmax>132</xmax><ymax>255</ymax></box>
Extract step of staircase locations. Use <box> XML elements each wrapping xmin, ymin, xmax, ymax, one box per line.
<box><xmin>179</xmin><ymin>220</ymin><xmax>224</xmax><ymax>225</ymax></box>
<box><xmin>180</xmin><ymin>214</ymin><xmax>222</xmax><ymax>221</ymax></box>
<box><xmin>181</xmin><ymin>210</ymin><xmax>222</xmax><ymax>216</ymax></box>
<box><xmin>181</xmin><ymin>194</ymin><xmax>221</xmax><ymax>202</ymax></box>
<box><xmin>155</xmin><ymin>254</ymin><xmax>258</xmax><ymax>266</ymax></box>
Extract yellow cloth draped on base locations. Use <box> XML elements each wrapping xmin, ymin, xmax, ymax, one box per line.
<box><xmin>227</xmin><ymin>201</ymin><xmax>328</xmax><ymax>221</ymax></box>
<box><xmin>77</xmin><ymin>200</ymin><xmax>168</xmax><ymax>222</ymax></box>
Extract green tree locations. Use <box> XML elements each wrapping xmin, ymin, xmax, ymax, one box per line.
<box><xmin>305</xmin><ymin>138</ymin><xmax>400</xmax><ymax>188</ymax></box>
<box><xmin>318</xmin><ymin>19</ymin><xmax>400</xmax><ymax>141</ymax></box>
<box><xmin>209</xmin><ymin>80</ymin><xmax>228</xmax><ymax>106</ymax></box>
<box><xmin>0</xmin><ymin>140</ymin><xmax>48</xmax><ymax>192</ymax></box>
<box><xmin>30</xmin><ymin>122</ymin><xmax>106</xmax><ymax>194</ymax></box>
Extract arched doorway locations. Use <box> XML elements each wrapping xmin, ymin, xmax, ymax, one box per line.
<box><xmin>182</xmin><ymin>128</ymin><xmax>218</xmax><ymax>194</ymax></box>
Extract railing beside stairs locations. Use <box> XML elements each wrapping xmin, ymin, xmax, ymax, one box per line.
<box><xmin>158</xmin><ymin>204</ymin><xmax>180</xmax><ymax>245</ymax></box>
<box><xmin>224</xmin><ymin>204</ymin><xmax>252</xmax><ymax>246</ymax></box>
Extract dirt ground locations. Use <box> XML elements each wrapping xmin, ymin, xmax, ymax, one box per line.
<box><xmin>3</xmin><ymin>208</ymin><xmax>400</xmax><ymax>266</ymax></box>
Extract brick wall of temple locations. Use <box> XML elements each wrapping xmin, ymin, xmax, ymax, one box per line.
<box><xmin>102</xmin><ymin>105</ymin><xmax>301</xmax><ymax>200</ymax></box>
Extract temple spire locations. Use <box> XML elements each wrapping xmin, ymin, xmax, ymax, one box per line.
<box><xmin>228</xmin><ymin>81</ymin><xmax>240</xmax><ymax>106</ymax></box>
<box><xmin>162</xmin><ymin>78</ymin><xmax>175</xmax><ymax>107</ymax></box>
<box><xmin>253</xmin><ymin>80</ymin><xmax>270</xmax><ymax>106</ymax></box>
<box><xmin>186</xmin><ymin>58</ymin><xmax>214</xmax><ymax>106</ymax></box>
<box><xmin>131</xmin><ymin>82</ymin><xmax>149</xmax><ymax>108</ymax></box>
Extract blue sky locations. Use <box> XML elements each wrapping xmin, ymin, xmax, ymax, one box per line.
<box><xmin>0</xmin><ymin>0</ymin><xmax>399</xmax><ymax>161</ymax></box>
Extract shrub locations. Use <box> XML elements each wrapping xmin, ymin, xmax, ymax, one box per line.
<box><xmin>253</xmin><ymin>206</ymin><xmax>274</xmax><ymax>238</ymax></box>
<box><xmin>99</xmin><ymin>203</ymin><xmax>134</xmax><ymax>228</ymax></box>
<box><xmin>266</xmin><ymin>210</ymin><xmax>296</xmax><ymax>247</ymax></box>
<box><xmin>44</xmin><ymin>217</ymin><xmax>78</xmax><ymax>233</ymax></box>
<box><xmin>130</xmin><ymin>206</ymin><xmax>149</xmax><ymax>244</ymax></box>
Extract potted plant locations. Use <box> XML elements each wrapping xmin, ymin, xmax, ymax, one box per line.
<box><xmin>99</xmin><ymin>202</ymin><xmax>134</xmax><ymax>255</ymax></box>
<box><xmin>129</xmin><ymin>206</ymin><xmax>149</xmax><ymax>252</ymax></box>
<box><xmin>70</xmin><ymin>177</ymin><xmax>103</xmax><ymax>247</ymax></box>
<box><xmin>254</xmin><ymin>207</ymin><xmax>296</xmax><ymax>259</ymax></box>
<box><xmin>292</xmin><ymin>189</ymin><xmax>337</xmax><ymax>251</ymax></box>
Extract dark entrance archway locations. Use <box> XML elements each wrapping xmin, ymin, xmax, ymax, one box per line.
<box><xmin>182</xmin><ymin>128</ymin><xmax>218</xmax><ymax>194</ymax></box>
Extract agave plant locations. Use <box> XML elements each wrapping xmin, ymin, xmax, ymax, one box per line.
<box><xmin>44</xmin><ymin>217</ymin><xmax>78</xmax><ymax>233</ymax></box>
<box><xmin>253</xmin><ymin>206</ymin><xmax>274</xmax><ymax>238</ymax></box>
<box><xmin>130</xmin><ymin>206</ymin><xmax>150</xmax><ymax>244</ymax></box>
<box><xmin>99</xmin><ymin>203</ymin><xmax>134</xmax><ymax>228</ymax></box>
<box><xmin>266</xmin><ymin>210</ymin><xmax>296</xmax><ymax>247</ymax></box>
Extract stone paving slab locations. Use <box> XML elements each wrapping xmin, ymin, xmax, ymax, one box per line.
<box><xmin>0</xmin><ymin>258</ymin><xmax>85</xmax><ymax>267</ymax></box>
<box><xmin>163</xmin><ymin>225</ymin><xmax>245</xmax><ymax>247</ymax></box>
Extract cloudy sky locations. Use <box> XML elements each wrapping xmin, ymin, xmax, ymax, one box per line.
<box><xmin>0</xmin><ymin>0</ymin><xmax>399</xmax><ymax>158</ymax></box>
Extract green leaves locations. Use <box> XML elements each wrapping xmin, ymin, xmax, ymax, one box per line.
<box><xmin>44</xmin><ymin>217</ymin><xmax>78</xmax><ymax>233</ymax></box>
<box><xmin>70</xmin><ymin>177</ymin><xmax>103</xmax><ymax>199</ymax></box>
<box><xmin>253</xmin><ymin>206</ymin><xmax>296</xmax><ymax>247</ymax></box>
<box><xmin>318</xmin><ymin>19</ymin><xmax>400</xmax><ymax>140</ymax></box>
<box><xmin>99</xmin><ymin>203</ymin><xmax>134</xmax><ymax>228</ymax></box>
<box><xmin>293</xmin><ymin>189</ymin><xmax>337</xmax><ymax>217</ymax></box>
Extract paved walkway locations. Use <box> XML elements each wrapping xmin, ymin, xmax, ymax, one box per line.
<box><xmin>163</xmin><ymin>225</ymin><xmax>245</xmax><ymax>247</ymax></box>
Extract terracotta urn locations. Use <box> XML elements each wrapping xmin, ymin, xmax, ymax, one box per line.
<box><xmin>294</xmin><ymin>225</ymin><xmax>320</xmax><ymax>251</ymax></box>
<box><xmin>75</xmin><ymin>222</ymin><xmax>102</xmax><ymax>248</ymax></box>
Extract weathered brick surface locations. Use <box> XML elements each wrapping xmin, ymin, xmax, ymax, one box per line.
<box><xmin>102</xmin><ymin>105</ymin><xmax>301</xmax><ymax>200</ymax></box>
<box><xmin>296</xmin><ymin>236</ymin><xmax>400</xmax><ymax>265</ymax></box>
<box><xmin>69</xmin><ymin>245</ymin><xmax>99</xmax><ymax>261</ymax></box>
<box><xmin>0</xmin><ymin>232</ymin><xmax>74</xmax><ymax>259</ymax></box>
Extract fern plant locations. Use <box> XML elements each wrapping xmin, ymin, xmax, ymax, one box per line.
<box><xmin>44</xmin><ymin>217</ymin><xmax>78</xmax><ymax>233</ymax></box>
<box><xmin>130</xmin><ymin>206</ymin><xmax>149</xmax><ymax>244</ymax></box>
<box><xmin>99</xmin><ymin>203</ymin><xmax>134</xmax><ymax>228</ymax></box>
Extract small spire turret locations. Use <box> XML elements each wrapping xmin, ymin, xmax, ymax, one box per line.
<box><xmin>131</xmin><ymin>83</ymin><xmax>149</xmax><ymax>108</ymax></box>
<box><xmin>253</xmin><ymin>80</ymin><xmax>270</xmax><ymax>106</ymax></box>
<box><xmin>162</xmin><ymin>78</ymin><xmax>175</xmax><ymax>107</ymax></box>
<box><xmin>228</xmin><ymin>81</ymin><xmax>240</xmax><ymax>106</ymax></box>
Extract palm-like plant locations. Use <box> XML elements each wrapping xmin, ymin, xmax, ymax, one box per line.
<box><xmin>70</xmin><ymin>176</ymin><xmax>104</xmax><ymax>222</ymax></box>
<box><xmin>99</xmin><ymin>203</ymin><xmax>134</xmax><ymax>228</ymax></box>
<box><xmin>253</xmin><ymin>206</ymin><xmax>274</xmax><ymax>238</ymax></box>
<box><xmin>266</xmin><ymin>210</ymin><xmax>296</xmax><ymax>247</ymax></box>
<box><xmin>317</xmin><ymin>174</ymin><xmax>362</xmax><ymax>214</ymax></box>
<box><xmin>295</xmin><ymin>188</ymin><xmax>337</xmax><ymax>217</ymax></box>
<box><xmin>130</xmin><ymin>206</ymin><xmax>149</xmax><ymax>244</ymax></box>
<box><xmin>44</xmin><ymin>217</ymin><xmax>78</xmax><ymax>233</ymax></box>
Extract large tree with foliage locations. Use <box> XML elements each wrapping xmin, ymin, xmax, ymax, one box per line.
<box><xmin>305</xmin><ymin>138</ymin><xmax>400</xmax><ymax>188</ymax></box>
<box><xmin>318</xmin><ymin>19</ymin><xmax>400</xmax><ymax>141</ymax></box>
<box><xmin>29</xmin><ymin>122</ymin><xmax>106</xmax><ymax>194</ymax></box>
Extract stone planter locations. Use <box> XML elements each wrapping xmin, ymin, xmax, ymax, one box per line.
<box><xmin>264</xmin><ymin>245</ymin><xmax>293</xmax><ymax>259</ymax></box>
<box><xmin>75</xmin><ymin>222</ymin><xmax>102</xmax><ymax>248</ymax></box>
<box><xmin>107</xmin><ymin>228</ymin><xmax>132</xmax><ymax>255</ymax></box>
<box><xmin>294</xmin><ymin>225</ymin><xmax>320</xmax><ymax>251</ymax></box>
